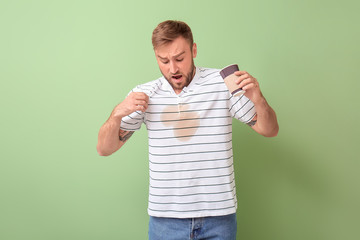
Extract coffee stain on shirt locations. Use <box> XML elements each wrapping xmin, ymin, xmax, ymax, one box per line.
<box><xmin>161</xmin><ymin>105</ymin><xmax>200</xmax><ymax>142</ymax></box>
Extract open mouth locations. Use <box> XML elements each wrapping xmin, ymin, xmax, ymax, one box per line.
<box><xmin>171</xmin><ymin>75</ymin><xmax>184</xmax><ymax>84</ymax></box>
<box><xmin>172</xmin><ymin>75</ymin><xmax>182</xmax><ymax>80</ymax></box>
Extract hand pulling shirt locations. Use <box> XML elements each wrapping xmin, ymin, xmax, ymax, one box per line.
<box><xmin>120</xmin><ymin>67</ymin><xmax>256</xmax><ymax>218</ymax></box>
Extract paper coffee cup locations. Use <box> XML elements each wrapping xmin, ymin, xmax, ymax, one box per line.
<box><xmin>220</xmin><ymin>64</ymin><xmax>245</xmax><ymax>97</ymax></box>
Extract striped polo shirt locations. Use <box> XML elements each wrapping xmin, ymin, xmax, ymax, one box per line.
<box><xmin>120</xmin><ymin>67</ymin><xmax>256</xmax><ymax>218</ymax></box>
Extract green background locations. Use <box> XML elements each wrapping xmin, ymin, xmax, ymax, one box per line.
<box><xmin>1</xmin><ymin>0</ymin><xmax>359</xmax><ymax>239</ymax></box>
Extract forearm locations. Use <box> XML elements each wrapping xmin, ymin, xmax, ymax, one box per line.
<box><xmin>251</xmin><ymin>97</ymin><xmax>279</xmax><ymax>137</ymax></box>
<box><xmin>97</xmin><ymin>92</ymin><xmax>148</xmax><ymax>156</ymax></box>
<box><xmin>97</xmin><ymin>116</ymin><xmax>125</xmax><ymax>156</ymax></box>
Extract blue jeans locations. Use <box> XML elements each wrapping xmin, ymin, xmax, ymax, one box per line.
<box><xmin>148</xmin><ymin>213</ymin><xmax>237</xmax><ymax>240</ymax></box>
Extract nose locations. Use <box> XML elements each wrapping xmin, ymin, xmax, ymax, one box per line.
<box><xmin>169</xmin><ymin>61</ymin><xmax>178</xmax><ymax>74</ymax></box>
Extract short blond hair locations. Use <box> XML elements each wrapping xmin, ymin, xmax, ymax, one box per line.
<box><xmin>152</xmin><ymin>20</ymin><xmax>194</xmax><ymax>50</ymax></box>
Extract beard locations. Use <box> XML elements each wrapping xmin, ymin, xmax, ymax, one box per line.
<box><xmin>161</xmin><ymin>59</ymin><xmax>196</xmax><ymax>92</ymax></box>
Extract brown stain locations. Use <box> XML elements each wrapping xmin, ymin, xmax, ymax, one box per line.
<box><xmin>161</xmin><ymin>105</ymin><xmax>200</xmax><ymax>142</ymax></box>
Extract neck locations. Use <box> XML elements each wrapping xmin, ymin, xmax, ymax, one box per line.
<box><xmin>191</xmin><ymin>65</ymin><xmax>196</xmax><ymax>80</ymax></box>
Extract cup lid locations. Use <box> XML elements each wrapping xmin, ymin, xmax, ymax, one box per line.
<box><xmin>220</xmin><ymin>64</ymin><xmax>239</xmax><ymax>78</ymax></box>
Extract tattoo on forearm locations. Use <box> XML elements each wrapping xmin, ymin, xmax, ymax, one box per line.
<box><xmin>119</xmin><ymin>131</ymin><xmax>134</xmax><ymax>142</ymax></box>
<box><xmin>247</xmin><ymin>120</ymin><xmax>257</xmax><ymax>127</ymax></box>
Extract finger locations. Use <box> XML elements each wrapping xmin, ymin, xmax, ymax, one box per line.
<box><xmin>135</xmin><ymin>104</ymin><xmax>148</xmax><ymax>112</ymax></box>
<box><xmin>234</xmin><ymin>71</ymin><xmax>248</xmax><ymax>76</ymax></box>
<box><xmin>134</xmin><ymin>97</ymin><xmax>149</xmax><ymax>105</ymax></box>
<box><xmin>134</xmin><ymin>92</ymin><xmax>149</xmax><ymax>99</ymax></box>
<box><xmin>130</xmin><ymin>92</ymin><xmax>145</xmax><ymax>100</ymax></box>
<box><xmin>242</xmin><ymin>82</ymin><xmax>257</xmax><ymax>91</ymax></box>
<box><xmin>239</xmin><ymin>78</ymin><xmax>258</xmax><ymax>89</ymax></box>
<box><xmin>235</xmin><ymin>75</ymin><xmax>252</xmax><ymax>85</ymax></box>
<box><xmin>236</xmin><ymin>73</ymin><xmax>253</xmax><ymax>84</ymax></box>
<box><xmin>135</xmin><ymin>98</ymin><xmax>149</xmax><ymax>109</ymax></box>
<box><xmin>135</xmin><ymin>99</ymin><xmax>148</xmax><ymax>106</ymax></box>
<box><xmin>136</xmin><ymin>104</ymin><xmax>148</xmax><ymax>112</ymax></box>
<box><xmin>237</xmin><ymin>77</ymin><xmax>252</xmax><ymax>85</ymax></box>
<box><xmin>242</xmin><ymin>79</ymin><xmax>260</xmax><ymax>91</ymax></box>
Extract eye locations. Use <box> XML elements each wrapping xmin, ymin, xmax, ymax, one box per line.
<box><xmin>176</xmin><ymin>58</ymin><xmax>184</xmax><ymax>62</ymax></box>
<box><xmin>161</xmin><ymin>60</ymin><xmax>169</xmax><ymax>64</ymax></box>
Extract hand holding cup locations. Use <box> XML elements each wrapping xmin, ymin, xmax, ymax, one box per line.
<box><xmin>234</xmin><ymin>70</ymin><xmax>262</xmax><ymax>104</ymax></box>
<box><xmin>220</xmin><ymin>64</ymin><xmax>245</xmax><ymax>97</ymax></box>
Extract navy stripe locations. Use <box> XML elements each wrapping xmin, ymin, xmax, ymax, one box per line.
<box><xmin>233</xmin><ymin>99</ymin><xmax>251</xmax><ymax>116</ymax></box>
<box><xmin>199</xmin><ymin>68</ymin><xmax>214</xmax><ymax>73</ymax></box>
<box><xmin>157</xmin><ymin>88</ymin><xmax>172</xmax><ymax>94</ymax></box>
<box><xmin>150</xmin><ymin>179</ymin><xmax>235</xmax><ymax>189</ymax></box>
<box><xmin>147</xmin><ymin>123</ymin><xmax>232</xmax><ymax>132</ymax></box>
<box><xmin>148</xmin><ymin>131</ymin><xmax>232</xmax><ymax>140</ymax></box>
<box><xmin>120</xmin><ymin>127</ymin><xmax>139</xmax><ymax>131</ymax></box>
<box><xmin>146</xmin><ymin>107</ymin><xmax>228</xmax><ymax>114</ymax></box>
<box><xmin>149</xmin><ymin>163</ymin><xmax>233</xmax><ymax>173</ymax></box>
<box><xmin>185</xmin><ymin>90</ymin><xmax>228</xmax><ymax>97</ymax></box>
<box><xmin>195</xmin><ymin>81</ymin><xmax>225</xmax><ymax>87</ymax></box>
<box><xmin>239</xmin><ymin>105</ymin><xmax>255</xmax><ymax>120</ymax></box>
<box><xmin>149</xmin><ymin>186</ymin><xmax>236</xmax><ymax>197</ymax></box>
<box><xmin>126</xmin><ymin>114</ymin><xmax>143</xmax><ymax>120</ymax></box>
<box><xmin>149</xmin><ymin>198</ymin><xmax>234</xmax><ymax>205</ymax></box>
<box><xmin>150</xmin><ymin>170</ymin><xmax>234</xmax><ymax>181</ymax></box>
<box><xmin>148</xmin><ymin>98</ymin><xmax>228</xmax><ymax>106</ymax></box>
<box><xmin>229</xmin><ymin>95</ymin><xmax>244</xmax><ymax>112</ymax></box>
<box><xmin>150</xmin><ymin>96</ymin><xmax>179</xmax><ymax>99</ymax></box>
<box><xmin>121</xmin><ymin>120</ymin><xmax>140</xmax><ymax>125</ymax></box>
<box><xmin>149</xmin><ymin>156</ymin><xmax>233</xmax><ymax>165</ymax></box>
<box><xmin>149</xmin><ymin>140</ymin><xmax>232</xmax><ymax>148</ymax></box>
<box><xmin>244</xmin><ymin>112</ymin><xmax>257</xmax><ymax>123</ymax></box>
<box><xmin>149</xmin><ymin>148</ymin><xmax>232</xmax><ymax>157</ymax></box>
<box><xmin>146</xmin><ymin>115</ymin><xmax>230</xmax><ymax>123</ymax></box>
<box><xmin>148</xmin><ymin>206</ymin><xmax>235</xmax><ymax>213</ymax></box>
<box><xmin>200</xmin><ymin>71</ymin><xmax>218</xmax><ymax>79</ymax></box>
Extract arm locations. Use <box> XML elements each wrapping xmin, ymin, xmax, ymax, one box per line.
<box><xmin>96</xmin><ymin>92</ymin><xmax>149</xmax><ymax>156</ymax></box>
<box><xmin>235</xmin><ymin>71</ymin><xmax>279</xmax><ymax>137</ymax></box>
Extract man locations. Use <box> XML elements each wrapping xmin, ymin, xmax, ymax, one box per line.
<box><xmin>97</xmin><ymin>20</ymin><xmax>278</xmax><ymax>240</ymax></box>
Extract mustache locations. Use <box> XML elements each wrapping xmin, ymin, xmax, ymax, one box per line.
<box><xmin>171</xmin><ymin>73</ymin><xmax>183</xmax><ymax>79</ymax></box>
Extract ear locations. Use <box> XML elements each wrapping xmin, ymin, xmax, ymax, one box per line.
<box><xmin>192</xmin><ymin>43</ymin><xmax>197</xmax><ymax>58</ymax></box>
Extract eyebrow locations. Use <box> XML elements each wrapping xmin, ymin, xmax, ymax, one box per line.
<box><xmin>157</xmin><ymin>51</ymin><xmax>185</xmax><ymax>60</ymax></box>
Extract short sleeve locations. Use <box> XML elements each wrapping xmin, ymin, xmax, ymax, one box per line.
<box><xmin>228</xmin><ymin>94</ymin><xmax>256</xmax><ymax>123</ymax></box>
<box><xmin>119</xmin><ymin>86</ymin><xmax>146</xmax><ymax>131</ymax></box>
<box><xmin>120</xmin><ymin>111</ymin><xmax>144</xmax><ymax>131</ymax></box>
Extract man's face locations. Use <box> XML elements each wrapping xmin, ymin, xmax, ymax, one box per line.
<box><xmin>155</xmin><ymin>37</ymin><xmax>197</xmax><ymax>94</ymax></box>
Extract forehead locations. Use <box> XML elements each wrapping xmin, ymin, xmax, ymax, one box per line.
<box><xmin>155</xmin><ymin>37</ymin><xmax>191</xmax><ymax>57</ymax></box>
